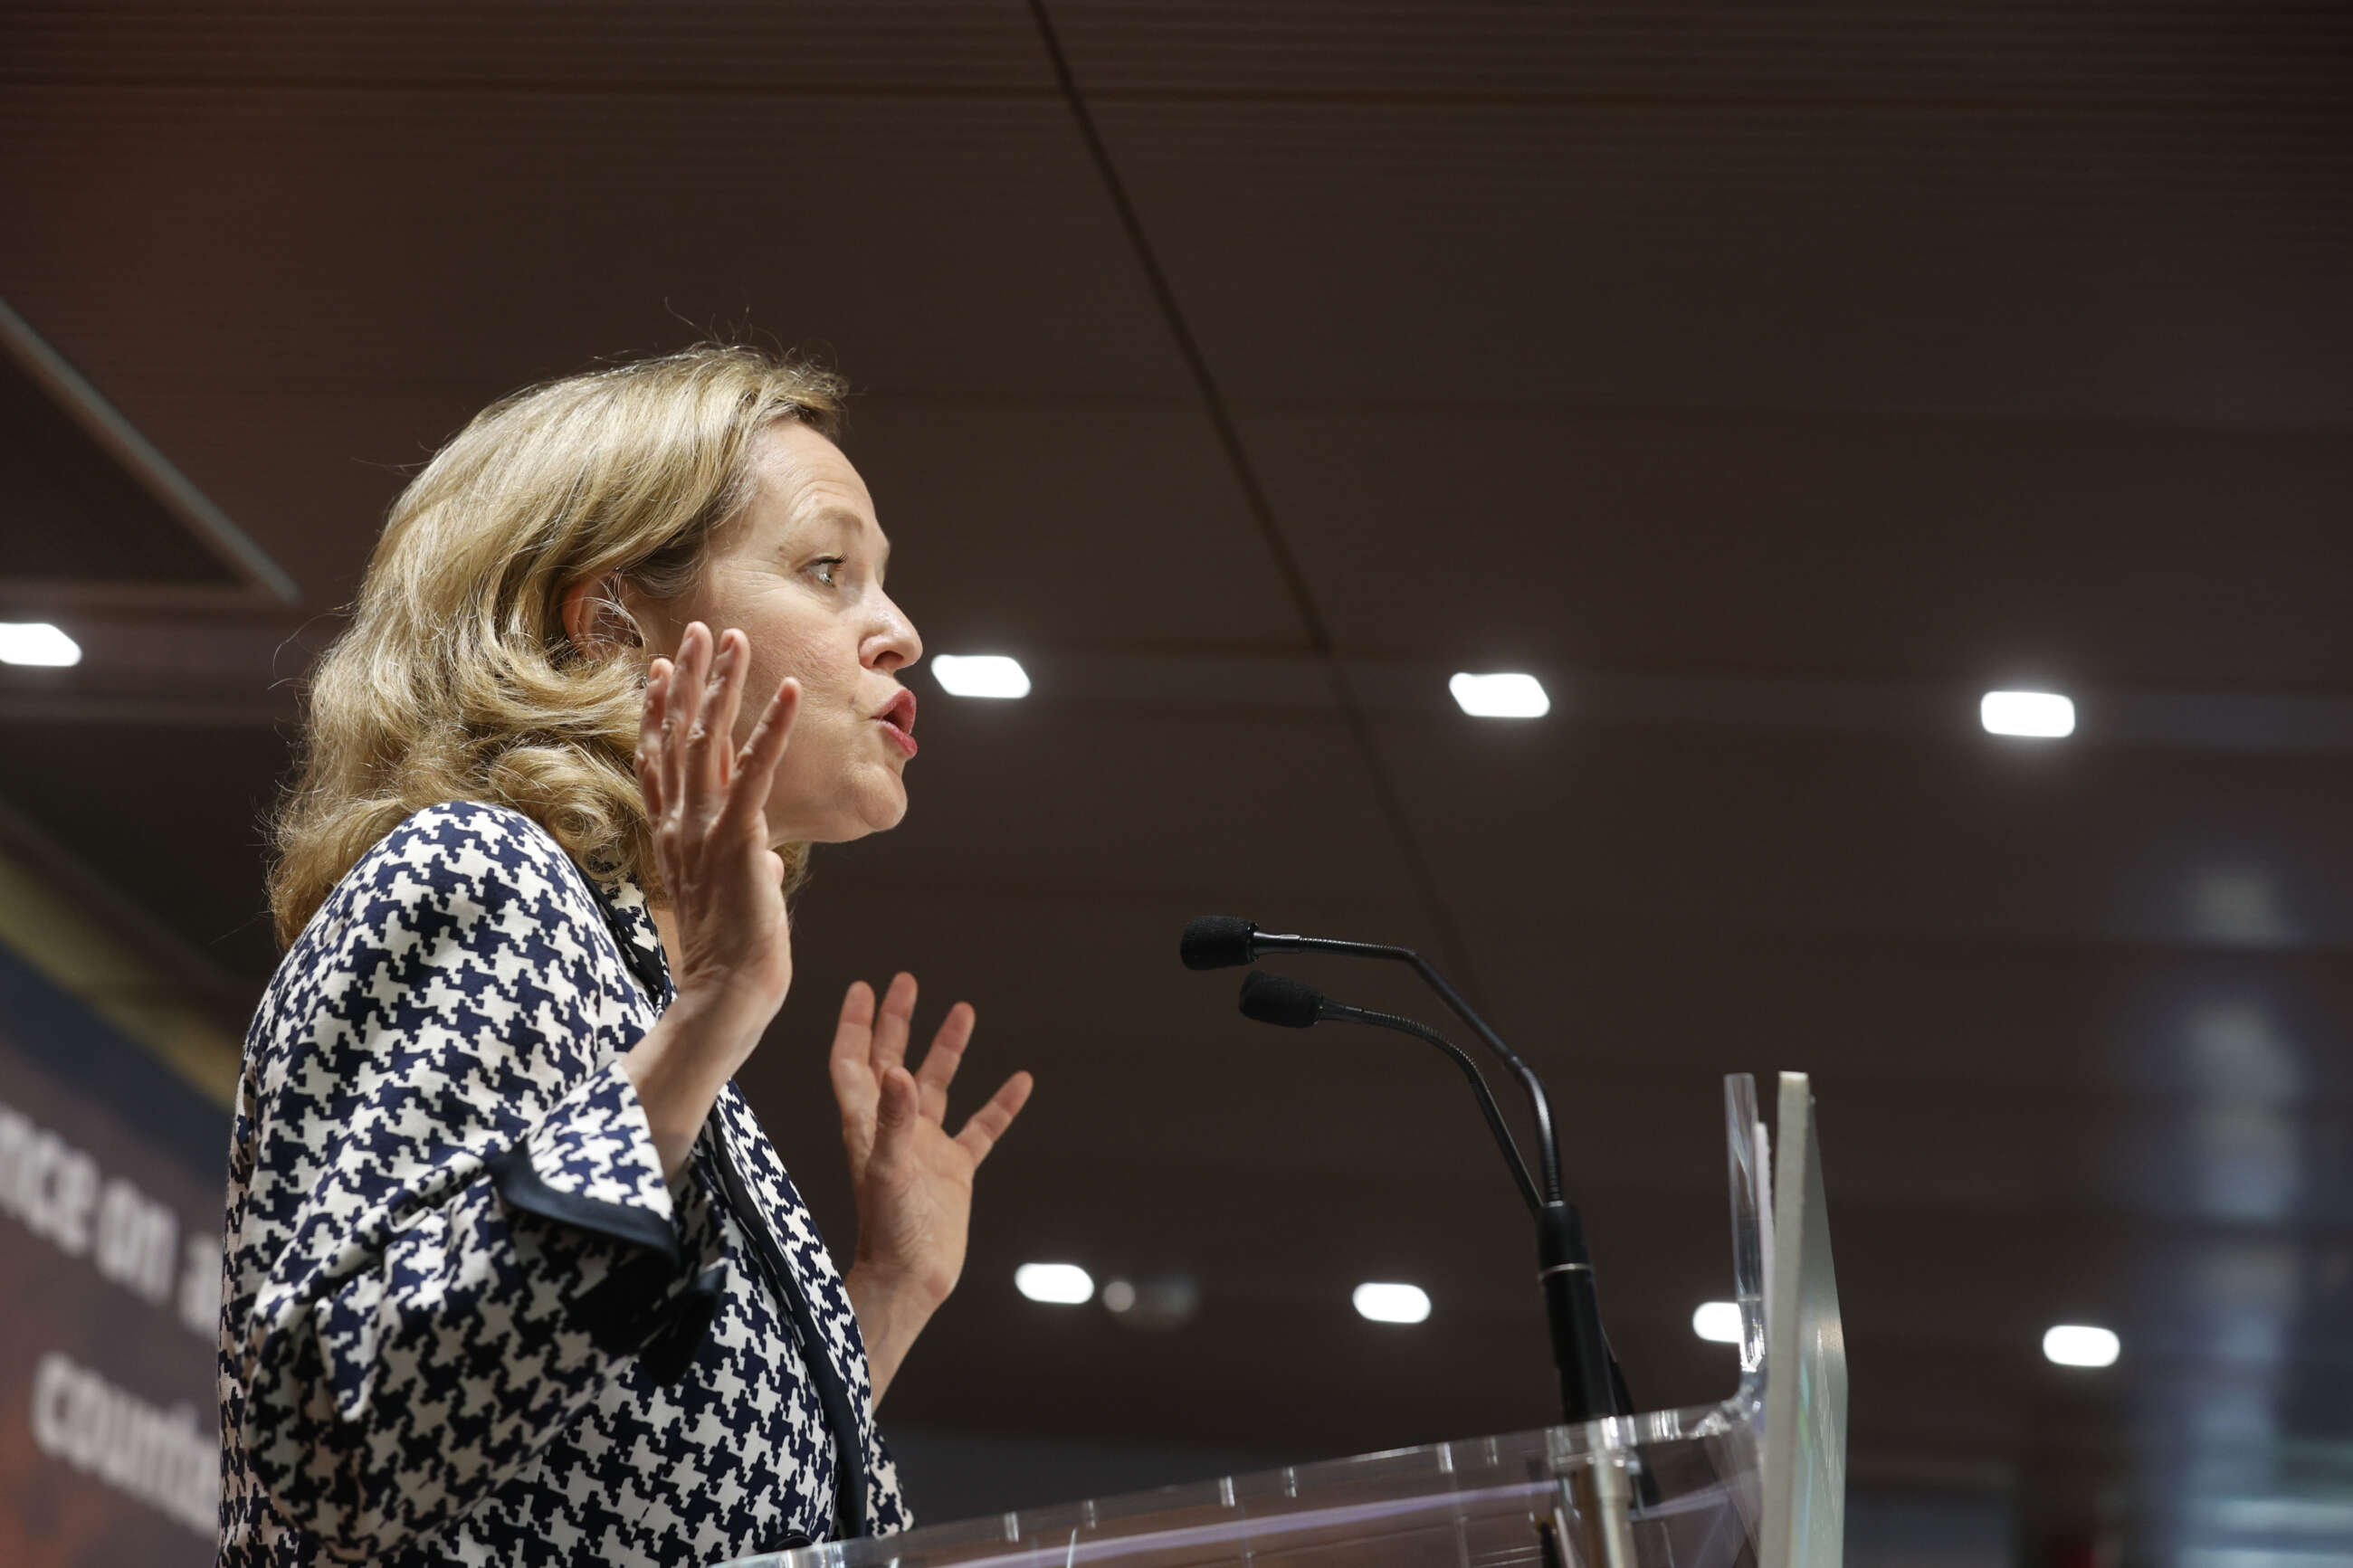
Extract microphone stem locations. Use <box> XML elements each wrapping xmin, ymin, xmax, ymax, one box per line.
<box><xmin>1325</xmin><ymin>1003</ymin><xmax>1544</xmax><ymax>1215</ymax></box>
<box><xmin>1263</xmin><ymin>929</ymin><xmax>1626</xmax><ymax>1424</ymax></box>
<box><xmin>1284</xmin><ymin>936</ymin><xmax>1564</xmax><ymax>1206</ymax></box>
<box><xmin>1328</xmin><ymin>1002</ymin><xmax>1614</xmax><ymax>1423</ymax></box>
<box><xmin>1538</xmin><ymin>1201</ymin><xmax>1618</xmax><ymax>1424</ymax></box>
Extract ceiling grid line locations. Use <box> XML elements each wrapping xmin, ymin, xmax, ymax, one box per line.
<box><xmin>1024</xmin><ymin>0</ymin><xmax>1493</xmax><ymax>1005</ymax></box>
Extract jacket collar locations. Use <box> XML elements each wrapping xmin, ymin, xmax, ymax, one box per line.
<box><xmin>584</xmin><ymin>868</ymin><xmax>676</xmax><ymax>1007</ymax></box>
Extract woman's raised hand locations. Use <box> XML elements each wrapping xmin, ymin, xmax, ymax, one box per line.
<box><xmin>832</xmin><ymin>974</ymin><xmax>1033</xmax><ymax>1403</ymax></box>
<box><xmin>624</xmin><ymin>621</ymin><xmax>800</xmax><ymax>1175</ymax></box>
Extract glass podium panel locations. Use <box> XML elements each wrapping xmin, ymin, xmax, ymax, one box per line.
<box><xmin>720</xmin><ymin>1074</ymin><xmax>1796</xmax><ymax>1568</ymax></box>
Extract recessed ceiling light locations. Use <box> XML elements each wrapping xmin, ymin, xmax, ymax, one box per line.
<box><xmin>1691</xmin><ymin>1300</ymin><xmax>1743</xmax><ymax>1345</ymax></box>
<box><xmin>1450</xmin><ymin>671</ymin><xmax>1549</xmax><ymax>719</ymax></box>
<box><xmin>1352</xmin><ymin>1282</ymin><xmax>1431</xmax><ymax>1324</ymax></box>
<box><xmin>1013</xmin><ymin>1262</ymin><xmax>1093</xmax><ymax>1305</ymax></box>
<box><xmin>932</xmin><ymin>653</ymin><xmax>1031</xmax><ymax>699</ymax></box>
<box><xmin>0</xmin><ymin>622</ymin><xmax>81</xmax><ymax>668</ymax></box>
<box><xmin>2043</xmin><ymin>1324</ymin><xmax>2120</xmax><ymax>1367</ymax></box>
<box><xmin>1981</xmin><ymin>690</ymin><xmax>2074</xmax><ymax>738</ymax></box>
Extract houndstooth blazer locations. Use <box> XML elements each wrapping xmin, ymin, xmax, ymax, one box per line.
<box><xmin>218</xmin><ymin>800</ymin><xmax>910</xmax><ymax>1565</ymax></box>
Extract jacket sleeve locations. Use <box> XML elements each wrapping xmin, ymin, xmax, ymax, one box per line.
<box><xmin>228</xmin><ymin>807</ymin><xmax>715</xmax><ymax>1557</ymax></box>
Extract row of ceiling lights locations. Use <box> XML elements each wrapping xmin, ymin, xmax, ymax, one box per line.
<box><xmin>1019</xmin><ymin>1263</ymin><xmax>2121</xmax><ymax>1367</ymax></box>
<box><xmin>1015</xmin><ymin>1261</ymin><xmax>1434</xmax><ymax>1324</ymax></box>
<box><xmin>1692</xmin><ymin>1301</ymin><xmax>2120</xmax><ymax>1369</ymax></box>
<box><xmin>0</xmin><ymin>625</ymin><xmax>2082</xmax><ymax>741</ymax></box>
<box><xmin>933</xmin><ymin>651</ymin><xmax>2081</xmax><ymax>739</ymax></box>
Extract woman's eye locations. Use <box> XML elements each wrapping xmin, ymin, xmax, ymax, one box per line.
<box><xmin>809</xmin><ymin>556</ymin><xmax>845</xmax><ymax>586</ymax></box>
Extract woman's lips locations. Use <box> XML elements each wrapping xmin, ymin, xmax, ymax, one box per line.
<box><xmin>874</xmin><ymin>689</ymin><xmax>919</xmax><ymax>757</ymax></box>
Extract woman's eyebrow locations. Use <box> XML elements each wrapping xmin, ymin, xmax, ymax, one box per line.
<box><xmin>792</xmin><ymin>507</ymin><xmax>891</xmax><ymax>578</ymax></box>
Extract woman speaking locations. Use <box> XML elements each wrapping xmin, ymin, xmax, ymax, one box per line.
<box><xmin>219</xmin><ymin>346</ymin><xmax>1034</xmax><ymax>1565</ymax></box>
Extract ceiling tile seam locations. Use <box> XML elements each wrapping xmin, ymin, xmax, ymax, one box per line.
<box><xmin>1024</xmin><ymin>0</ymin><xmax>1489</xmax><ymax>1003</ymax></box>
<box><xmin>0</xmin><ymin>296</ymin><xmax>300</xmax><ymax>605</ymax></box>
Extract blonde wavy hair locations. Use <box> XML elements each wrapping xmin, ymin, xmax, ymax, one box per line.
<box><xmin>268</xmin><ymin>343</ymin><xmax>845</xmax><ymax>947</ymax></box>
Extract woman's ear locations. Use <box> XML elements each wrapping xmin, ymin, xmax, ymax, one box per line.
<box><xmin>559</xmin><ymin>575</ymin><xmax>643</xmax><ymax>661</ymax></box>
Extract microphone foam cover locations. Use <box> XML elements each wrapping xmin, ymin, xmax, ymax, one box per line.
<box><xmin>1239</xmin><ymin>970</ymin><xmax>1324</xmax><ymax>1029</ymax></box>
<box><xmin>1180</xmin><ymin>916</ymin><xmax>1257</xmax><ymax>971</ymax></box>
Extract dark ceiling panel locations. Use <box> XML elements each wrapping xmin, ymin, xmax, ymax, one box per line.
<box><xmin>0</xmin><ymin>343</ymin><xmax>239</xmax><ymax>584</ymax></box>
<box><xmin>50</xmin><ymin>383</ymin><xmax>498</xmax><ymax>609</ymax></box>
<box><xmin>1060</xmin><ymin>0</ymin><xmax>2353</xmax><ymax>426</ymax></box>
<box><xmin>1369</xmin><ymin>714</ymin><xmax>2353</xmax><ymax>957</ymax></box>
<box><xmin>0</xmin><ymin>81</ymin><xmax>1207</xmax><ymax>613</ymax></box>
<box><xmin>0</xmin><ymin>720</ymin><xmax>286</xmax><ymax>984</ymax></box>
<box><xmin>846</xmin><ymin>398</ymin><xmax>1311</xmax><ymax>653</ymax></box>
<box><xmin>7</xmin><ymin>1</ymin><xmax>1054</xmax><ymax>95</ymax></box>
<box><xmin>1053</xmin><ymin>0</ymin><xmax>2353</xmax><ymax>118</ymax></box>
<box><xmin>0</xmin><ymin>87</ymin><xmax>1186</xmax><ymax>401</ymax></box>
<box><xmin>1093</xmin><ymin>104</ymin><xmax>2352</xmax><ymax>423</ymax></box>
<box><xmin>1244</xmin><ymin>408</ymin><xmax>2353</xmax><ymax>687</ymax></box>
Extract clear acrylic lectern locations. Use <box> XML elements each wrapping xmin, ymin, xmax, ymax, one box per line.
<box><xmin>719</xmin><ymin>1072</ymin><xmax>1843</xmax><ymax>1568</ymax></box>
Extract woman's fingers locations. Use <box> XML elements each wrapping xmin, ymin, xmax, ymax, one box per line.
<box><xmin>869</xmin><ymin>973</ymin><xmax>918</xmax><ymax>1077</ymax></box>
<box><xmin>912</xmin><ymin>1002</ymin><xmax>976</xmax><ymax>1122</ymax></box>
<box><xmin>720</xmin><ymin>675</ymin><xmax>799</xmax><ymax>835</ymax></box>
<box><xmin>955</xmin><ymin>1071</ymin><xmax>1034</xmax><ymax>1168</ymax></box>
<box><xmin>677</xmin><ymin>620</ymin><xmax>719</xmax><ymax>803</ymax></box>
<box><xmin>662</xmin><ymin>624</ymin><xmax>709</xmax><ymax>822</ymax></box>
<box><xmin>637</xmin><ymin>659</ymin><xmax>672</xmax><ymax>822</ymax></box>
<box><xmin>871</xmin><ymin>1067</ymin><xmax>922</xmax><ymax>1172</ymax></box>
<box><xmin>685</xmin><ymin>626</ymin><xmax>736</xmax><ymax>803</ymax></box>
<box><xmin>830</xmin><ymin>980</ymin><xmax>878</xmax><ymax>1083</ymax></box>
<box><xmin>704</xmin><ymin>628</ymin><xmax>749</xmax><ymax>794</ymax></box>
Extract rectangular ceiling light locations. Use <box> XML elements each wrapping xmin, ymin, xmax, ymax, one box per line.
<box><xmin>1691</xmin><ymin>1300</ymin><xmax>1743</xmax><ymax>1345</ymax></box>
<box><xmin>2042</xmin><ymin>1324</ymin><xmax>2120</xmax><ymax>1367</ymax></box>
<box><xmin>0</xmin><ymin>622</ymin><xmax>81</xmax><ymax>667</ymax></box>
<box><xmin>1449</xmin><ymin>671</ymin><xmax>1549</xmax><ymax>718</ymax></box>
<box><xmin>931</xmin><ymin>653</ymin><xmax>1031</xmax><ymax>698</ymax></box>
<box><xmin>1351</xmin><ymin>1282</ymin><xmax>1431</xmax><ymax>1324</ymax></box>
<box><xmin>1980</xmin><ymin>690</ymin><xmax>2074</xmax><ymax>738</ymax></box>
<box><xmin>1014</xmin><ymin>1262</ymin><xmax>1093</xmax><ymax>1305</ymax></box>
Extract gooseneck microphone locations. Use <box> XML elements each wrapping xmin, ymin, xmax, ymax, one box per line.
<box><xmin>1183</xmin><ymin>917</ymin><xmax>1562</xmax><ymax>1204</ymax></box>
<box><xmin>1186</xmin><ymin>916</ymin><xmax>1624</xmax><ymax>1427</ymax></box>
<box><xmin>1238</xmin><ymin>972</ymin><xmax>1542</xmax><ymax>1215</ymax></box>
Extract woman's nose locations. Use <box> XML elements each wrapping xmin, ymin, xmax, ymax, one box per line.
<box><xmin>868</xmin><ymin>595</ymin><xmax>921</xmax><ymax>672</ymax></box>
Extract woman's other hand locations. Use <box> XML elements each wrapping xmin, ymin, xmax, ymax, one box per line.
<box><xmin>624</xmin><ymin>621</ymin><xmax>800</xmax><ymax>1177</ymax></box>
<box><xmin>833</xmin><ymin>974</ymin><xmax>1033</xmax><ymax>1402</ymax></box>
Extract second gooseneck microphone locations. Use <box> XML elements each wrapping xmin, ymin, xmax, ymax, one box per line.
<box><xmin>1187</xmin><ymin>916</ymin><xmax>1625</xmax><ymax>1427</ymax></box>
<box><xmin>1239</xmin><ymin>971</ymin><xmax>1542</xmax><ymax>1215</ymax></box>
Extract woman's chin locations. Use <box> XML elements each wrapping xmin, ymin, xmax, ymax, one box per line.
<box><xmin>780</xmin><ymin>775</ymin><xmax>908</xmax><ymax>844</ymax></box>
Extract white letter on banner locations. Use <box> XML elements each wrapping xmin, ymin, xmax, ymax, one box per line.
<box><xmin>30</xmin><ymin>1352</ymin><xmax>72</xmax><ymax>1456</ymax></box>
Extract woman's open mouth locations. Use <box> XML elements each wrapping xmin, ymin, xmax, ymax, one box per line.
<box><xmin>874</xmin><ymin>689</ymin><xmax>919</xmax><ymax>758</ymax></box>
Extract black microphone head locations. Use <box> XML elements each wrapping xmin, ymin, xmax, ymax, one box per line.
<box><xmin>1180</xmin><ymin>916</ymin><xmax>1258</xmax><ymax>971</ymax></box>
<box><xmin>1238</xmin><ymin>970</ymin><xmax>1326</xmax><ymax>1029</ymax></box>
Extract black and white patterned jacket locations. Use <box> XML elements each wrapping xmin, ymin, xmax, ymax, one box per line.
<box><xmin>218</xmin><ymin>800</ymin><xmax>910</xmax><ymax>1565</ymax></box>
